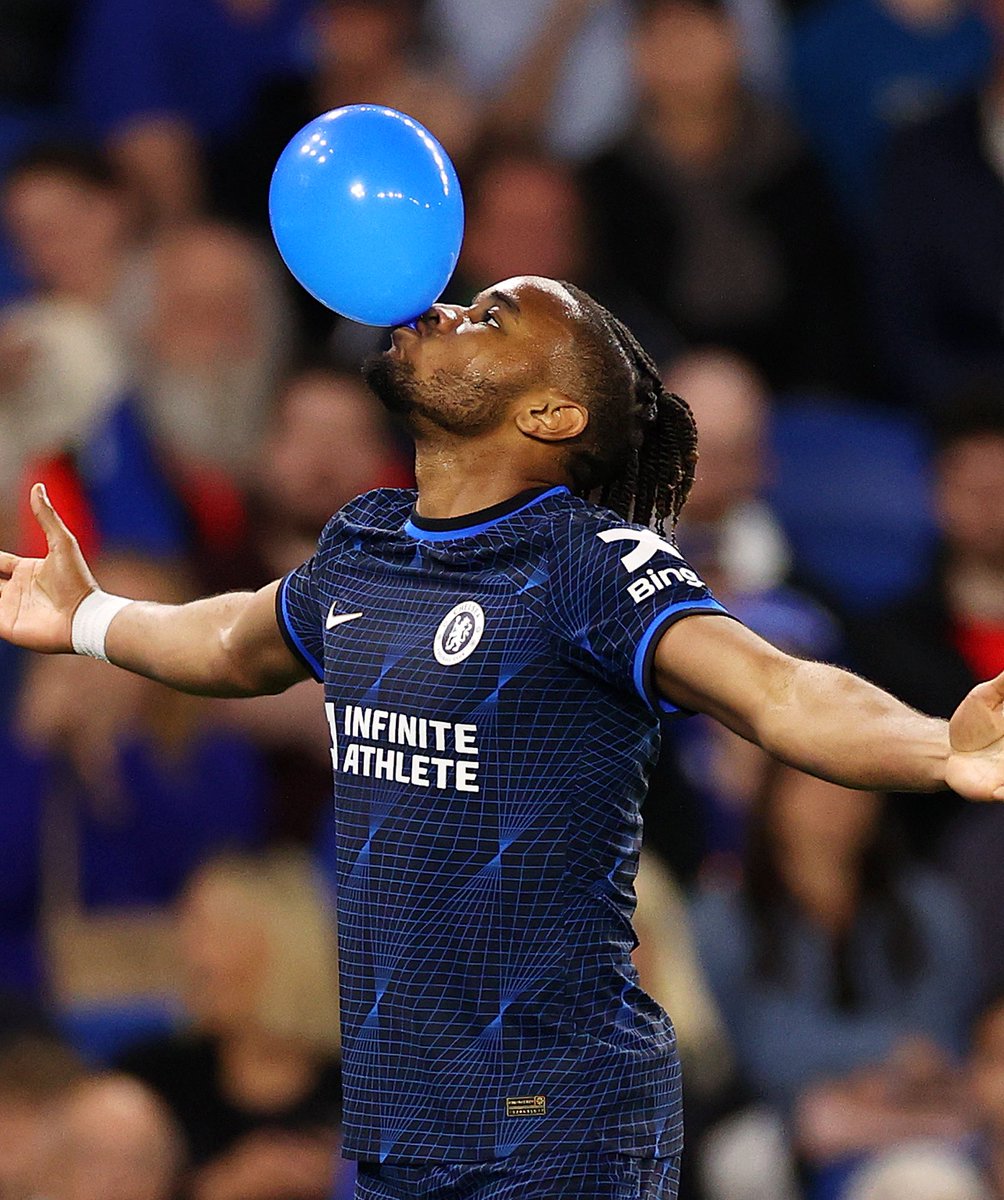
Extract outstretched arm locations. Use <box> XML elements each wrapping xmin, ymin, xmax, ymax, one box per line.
<box><xmin>0</xmin><ymin>484</ymin><xmax>309</xmax><ymax>698</ymax></box>
<box><xmin>655</xmin><ymin>616</ymin><xmax>1004</xmax><ymax>802</ymax></box>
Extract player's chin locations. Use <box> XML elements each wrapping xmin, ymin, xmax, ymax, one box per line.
<box><xmin>362</xmin><ymin>351</ymin><xmax>415</xmax><ymax>414</ymax></box>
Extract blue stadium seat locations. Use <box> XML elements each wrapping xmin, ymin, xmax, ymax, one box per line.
<box><xmin>768</xmin><ymin>397</ymin><xmax>937</xmax><ymax>613</ymax></box>
<box><xmin>58</xmin><ymin>999</ymin><xmax>181</xmax><ymax>1066</ymax></box>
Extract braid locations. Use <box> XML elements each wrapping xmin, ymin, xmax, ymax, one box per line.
<box><xmin>560</xmin><ymin>283</ymin><xmax>699</xmax><ymax>530</ymax></box>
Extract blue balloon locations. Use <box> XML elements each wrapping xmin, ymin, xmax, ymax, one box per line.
<box><xmin>269</xmin><ymin>105</ymin><xmax>464</xmax><ymax>327</ymax></box>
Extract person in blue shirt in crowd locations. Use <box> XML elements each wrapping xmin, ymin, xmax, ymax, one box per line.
<box><xmin>1</xmin><ymin>276</ymin><xmax>1003</xmax><ymax>1199</ymax></box>
<box><xmin>790</xmin><ymin>0</ymin><xmax>990</xmax><ymax>224</ymax></box>
<box><xmin>873</xmin><ymin>8</ymin><xmax>1004</xmax><ymax>411</ymax></box>
<box><xmin>694</xmin><ymin>762</ymin><xmax>976</xmax><ymax>1193</ymax></box>
<box><xmin>68</xmin><ymin>0</ymin><xmax>310</xmax><ymax>224</ymax></box>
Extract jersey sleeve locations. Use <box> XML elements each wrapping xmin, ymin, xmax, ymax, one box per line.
<box><xmin>275</xmin><ymin>555</ymin><xmax>325</xmax><ymax>683</ymax></box>
<box><xmin>544</xmin><ymin>514</ymin><xmax>733</xmax><ymax>714</ymax></box>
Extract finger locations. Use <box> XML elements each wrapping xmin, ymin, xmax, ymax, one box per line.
<box><xmin>0</xmin><ymin>550</ymin><xmax>18</xmax><ymax>579</ymax></box>
<box><xmin>29</xmin><ymin>483</ymin><xmax>73</xmax><ymax>549</ymax></box>
<box><xmin>970</xmin><ymin>677</ymin><xmax>1004</xmax><ymax>710</ymax></box>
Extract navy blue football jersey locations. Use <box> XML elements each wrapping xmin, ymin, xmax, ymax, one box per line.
<box><xmin>276</xmin><ymin>485</ymin><xmax>731</xmax><ymax>1164</ymax></box>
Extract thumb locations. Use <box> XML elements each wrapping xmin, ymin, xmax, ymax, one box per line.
<box><xmin>29</xmin><ymin>483</ymin><xmax>74</xmax><ymax>549</ymax></box>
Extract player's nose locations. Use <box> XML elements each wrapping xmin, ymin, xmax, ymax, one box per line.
<box><xmin>416</xmin><ymin>304</ymin><xmax>463</xmax><ymax>336</ymax></box>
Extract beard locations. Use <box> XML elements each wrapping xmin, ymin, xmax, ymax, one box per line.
<box><xmin>362</xmin><ymin>352</ymin><xmax>519</xmax><ymax>438</ymax></box>
<box><xmin>362</xmin><ymin>351</ymin><xmax>418</xmax><ymax>416</ymax></box>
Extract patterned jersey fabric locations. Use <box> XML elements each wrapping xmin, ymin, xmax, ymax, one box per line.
<box><xmin>276</xmin><ymin>485</ymin><xmax>731</xmax><ymax>1164</ymax></box>
<box><xmin>356</xmin><ymin>1149</ymin><xmax>682</xmax><ymax>1199</ymax></box>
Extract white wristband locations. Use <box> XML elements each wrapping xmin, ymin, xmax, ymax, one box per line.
<box><xmin>71</xmin><ymin>591</ymin><xmax>134</xmax><ymax>662</ymax></box>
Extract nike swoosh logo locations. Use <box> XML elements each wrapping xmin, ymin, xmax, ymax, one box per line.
<box><xmin>326</xmin><ymin>608</ymin><xmax>363</xmax><ymax>630</ymax></box>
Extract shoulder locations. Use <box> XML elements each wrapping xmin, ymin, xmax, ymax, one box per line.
<box><xmin>546</xmin><ymin>497</ymin><xmax>707</xmax><ymax>590</ymax></box>
<box><xmin>543</xmin><ymin>493</ymin><xmax>662</xmax><ymax>548</ymax></box>
<box><xmin>316</xmin><ymin>488</ymin><xmax>417</xmax><ymax>548</ymax></box>
<box><xmin>539</xmin><ymin>495</ymin><xmax>637</xmax><ymax>566</ymax></box>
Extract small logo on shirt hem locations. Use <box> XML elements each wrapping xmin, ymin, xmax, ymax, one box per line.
<box><xmin>506</xmin><ymin>1095</ymin><xmax>546</xmax><ymax>1118</ymax></box>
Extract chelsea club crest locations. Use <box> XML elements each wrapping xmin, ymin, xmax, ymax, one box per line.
<box><xmin>434</xmin><ymin>601</ymin><xmax>485</xmax><ymax>666</ymax></box>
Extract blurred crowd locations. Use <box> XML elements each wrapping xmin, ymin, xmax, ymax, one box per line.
<box><xmin>1</xmin><ymin>0</ymin><xmax>1004</xmax><ymax>1197</ymax></box>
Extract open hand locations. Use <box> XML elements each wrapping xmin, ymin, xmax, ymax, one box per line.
<box><xmin>946</xmin><ymin>672</ymin><xmax>1004</xmax><ymax>801</ymax></box>
<box><xmin>0</xmin><ymin>483</ymin><xmax>97</xmax><ymax>654</ymax></box>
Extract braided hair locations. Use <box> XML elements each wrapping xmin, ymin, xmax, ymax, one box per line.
<box><xmin>557</xmin><ymin>283</ymin><xmax>698</xmax><ymax>531</ymax></box>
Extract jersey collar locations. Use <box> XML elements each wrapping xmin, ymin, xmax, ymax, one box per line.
<box><xmin>405</xmin><ymin>485</ymin><xmax>569</xmax><ymax>541</ymax></box>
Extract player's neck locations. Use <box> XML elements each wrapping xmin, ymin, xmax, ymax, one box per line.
<box><xmin>412</xmin><ymin>442</ymin><xmax>565</xmax><ymax>520</ymax></box>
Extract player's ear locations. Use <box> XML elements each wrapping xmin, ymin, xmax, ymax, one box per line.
<box><xmin>515</xmin><ymin>390</ymin><xmax>588</xmax><ymax>443</ymax></box>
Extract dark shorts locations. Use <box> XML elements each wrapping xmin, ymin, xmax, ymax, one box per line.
<box><xmin>354</xmin><ymin>1150</ymin><xmax>681</xmax><ymax>1200</ymax></box>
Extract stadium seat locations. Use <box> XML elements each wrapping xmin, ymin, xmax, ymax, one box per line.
<box><xmin>768</xmin><ymin>397</ymin><xmax>937</xmax><ymax>614</ymax></box>
<box><xmin>58</xmin><ymin>998</ymin><xmax>180</xmax><ymax>1066</ymax></box>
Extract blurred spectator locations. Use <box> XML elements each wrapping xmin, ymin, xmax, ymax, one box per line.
<box><xmin>672</xmin><ymin>349</ymin><xmax>792</xmax><ymax>599</ymax></box>
<box><xmin>873</xmin><ymin>17</ymin><xmax>1004</xmax><ymax>410</ymax></box>
<box><xmin>447</xmin><ymin>142</ymin><xmax>675</xmax><ymax>360</ymax></box>
<box><xmin>0</xmin><ymin>300</ymin><xmax>128</xmax><ymax>534</ymax></box>
<box><xmin>693</xmin><ymin>765</ymin><xmax>975</xmax><ymax>1183</ymax></box>
<box><xmin>633</xmin><ymin>850</ymin><xmax>739</xmax><ymax>1199</ymax></box>
<box><xmin>436</xmin><ymin>0</ymin><xmax>815</xmax><ymax>178</ymax></box>
<box><xmin>16</xmin><ymin>554</ymin><xmax>250</xmax><ymax>794</ymax></box>
<box><xmin>790</xmin><ymin>0</ymin><xmax>990</xmax><ymax>224</ymax></box>
<box><xmin>633</xmin><ymin>850</ymin><xmax>733</xmax><ymax>1099</ymax></box>
<box><xmin>967</xmin><ymin>992</ymin><xmax>1004</xmax><ymax>1194</ymax></box>
<box><xmin>667</xmin><ymin>347</ymin><xmax>841</xmax><ymax>656</ymax></box>
<box><xmin>844</xmin><ymin>1142</ymin><xmax>992</xmax><ymax>1200</ymax></box>
<box><xmin>0</xmin><ymin>141</ymin><xmax>179</xmax><ymax>558</ymax></box>
<box><xmin>0</xmin><ymin>0</ymin><xmax>81</xmax><ymax>306</ymax></box>
<box><xmin>584</xmin><ymin>0</ymin><xmax>874</xmax><ymax>394</ymax></box>
<box><xmin>118</xmin><ymin>851</ymin><xmax>346</xmax><ymax>1200</ymax></box>
<box><xmin>132</xmin><ymin>220</ymin><xmax>293</xmax><ymax>490</ymax></box>
<box><xmin>663</xmin><ymin>350</ymin><xmax>839</xmax><ymax>867</ymax></box>
<box><xmin>1</xmin><ymin>142</ymin><xmax>142</xmax><ymax>311</ymax></box>
<box><xmin>40</xmin><ymin>1074</ymin><xmax>185</xmax><ymax>1200</ymax></box>
<box><xmin>213</xmin><ymin>0</ymin><xmax>476</xmax><ymax>236</ymax></box>
<box><xmin>845</xmin><ymin>381</ymin><xmax>1004</xmax><ymax>860</ymax></box>
<box><xmin>203</xmin><ymin>366</ymin><xmax>411</xmax><ymax>844</ymax></box>
<box><xmin>4</xmin><ymin>557</ymin><xmax>265</xmax><ymax>1009</ymax></box>
<box><xmin>249</xmin><ymin>367</ymin><xmax>412</xmax><ymax>575</ymax></box>
<box><xmin>428</xmin><ymin>0</ymin><xmax>634</xmax><ymax>160</ymax></box>
<box><xmin>0</xmin><ymin>1033</ymin><xmax>85</xmax><ymax>1200</ymax></box>
<box><xmin>0</xmin><ymin>144</ymin><xmax>135</xmax><ymax>506</ymax></box>
<box><xmin>697</xmin><ymin>1105</ymin><xmax>802</xmax><ymax>1200</ymax></box>
<box><xmin>452</xmin><ymin>145</ymin><xmax>593</xmax><ymax>292</ymax></box>
<box><xmin>69</xmin><ymin>0</ymin><xmax>310</xmax><ymax>226</ymax></box>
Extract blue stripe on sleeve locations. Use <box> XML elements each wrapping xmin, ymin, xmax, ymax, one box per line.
<box><xmin>632</xmin><ymin>598</ymin><xmax>730</xmax><ymax>714</ymax></box>
<box><xmin>276</xmin><ymin>573</ymin><xmax>324</xmax><ymax>682</ymax></box>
